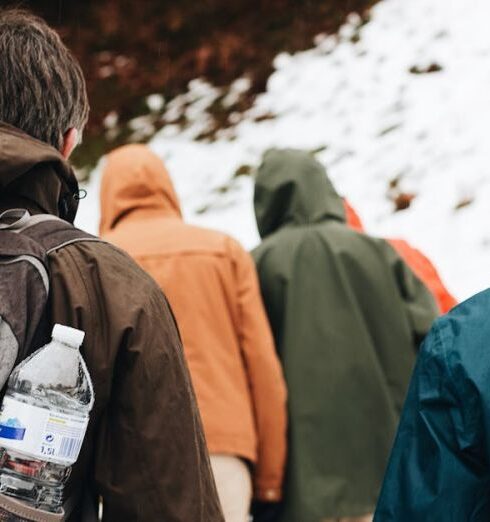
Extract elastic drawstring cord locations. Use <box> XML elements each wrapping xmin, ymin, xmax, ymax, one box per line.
<box><xmin>73</xmin><ymin>189</ymin><xmax>87</xmax><ymax>201</ymax></box>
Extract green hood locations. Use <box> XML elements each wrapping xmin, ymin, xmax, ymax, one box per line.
<box><xmin>252</xmin><ymin>151</ymin><xmax>438</xmax><ymax>520</ymax></box>
<box><xmin>254</xmin><ymin>149</ymin><xmax>345</xmax><ymax>238</ymax></box>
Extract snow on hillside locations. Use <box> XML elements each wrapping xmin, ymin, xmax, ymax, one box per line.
<box><xmin>76</xmin><ymin>0</ymin><xmax>490</xmax><ymax>301</ymax></box>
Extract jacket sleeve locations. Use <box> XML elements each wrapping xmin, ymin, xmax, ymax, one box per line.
<box><xmin>384</xmin><ymin>241</ymin><xmax>439</xmax><ymax>345</ymax></box>
<box><xmin>229</xmin><ymin>239</ymin><xmax>287</xmax><ymax>502</ymax></box>
<box><xmin>50</xmin><ymin>243</ymin><xmax>224</xmax><ymax>522</ymax></box>
<box><xmin>374</xmin><ymin>322</ymin><xmax>490</xmax><ymax>521</ymax></box>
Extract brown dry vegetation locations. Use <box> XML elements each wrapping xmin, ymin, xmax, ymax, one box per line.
<box><xmin>16</xmin><ymin>0</ymin><xmax>378</xmax><ymax>166</ymax></box>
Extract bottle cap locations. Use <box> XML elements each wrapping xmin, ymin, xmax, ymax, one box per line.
<box><xmin>52</xmin><ymin>324</ymin><xmax>85</xmax><ymax>348</ymax></box>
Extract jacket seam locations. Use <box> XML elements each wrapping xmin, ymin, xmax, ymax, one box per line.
<box><xmin>436</xmin><ymin>320</ymin><xmax>455</xmax><ymax>384</ymax></box>
<box><xmin>63</xmin><ymin>247</ymin><xmax>97</xmax><ymax>351</ymax></box>
<box><xmin>135</xmin><ymin>249</ymin><xmax>231</xmax><ymax>261</ymax></box>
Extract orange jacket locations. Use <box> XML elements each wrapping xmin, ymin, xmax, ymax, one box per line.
<box><xmin>344</xmin><ymin>201</ymin><xmax>457</xmax><ymax>314</ymax></box>
<box><xmin>99</xmin><ymin>145</ymin><xmax>287</xmax><ymax>501</ymax></box>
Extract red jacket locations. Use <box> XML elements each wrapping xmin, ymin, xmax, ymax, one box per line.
<box><xmin>344</xmin><ymin>200</ymin><xmax>457</xmax><ymax>313</ymax></box>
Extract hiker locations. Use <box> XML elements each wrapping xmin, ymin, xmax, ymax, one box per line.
<box><xmin>344</xmin><ymin>201</ymin><xmax>457</xmax><ymax>314</ymax></box>
<box><xmin>0</xmin><ymin>9</ymin><xmax>223</xmax><ymax>521</ymax></box>
<box><xmin>99</xmin><ymin>145</ymin><xmax>287</xmax><ymax>522</ymax></box>
<box><xmin>252</xmin><ymin>149</ymin><xmax>439</xmax><ymax>522</ymax></box>
<box><xmin>373</xmin><ymin>291</ymin><xmax>490</xmax><ymax>520</ymax></box>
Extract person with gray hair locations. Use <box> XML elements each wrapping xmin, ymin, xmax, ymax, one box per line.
<box><xmin>0</xmin><ymin>9</ymin><xmax>89</xmax><ymax>154</ymax></box>
<box><xmin>0</xmin><ymin>8</ymin><xmax>224</xmax><ymax>522</ymax></box>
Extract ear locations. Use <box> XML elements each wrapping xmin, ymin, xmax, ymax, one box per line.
<box><xmin>61</xmin><ymin>128</ymin><xmax>79</xmax><ymax>159</ymax></box>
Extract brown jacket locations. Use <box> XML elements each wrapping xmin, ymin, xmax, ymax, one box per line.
<box><xmin>99</xmin><ymin>145</ymin><xmax>287</xmax><ymax>501</ymax></box>
<box><xmin>0</xmin><ymin>123</ymin><xmax>224</xmax><ymax>521</ymax></box>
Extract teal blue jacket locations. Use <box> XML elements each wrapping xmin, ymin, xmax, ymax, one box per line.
<box><xmin>375</xmin><ymin>290</ymin><xmax>490</xmax><ymax>521</ymax></box>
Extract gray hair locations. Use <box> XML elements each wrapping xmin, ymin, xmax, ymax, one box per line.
<box><xmin>0</xmin><ymin>9</ymin><xmax>89</xmax><ymax>150</ymax></box>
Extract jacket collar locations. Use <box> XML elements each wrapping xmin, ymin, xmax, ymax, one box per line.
<box><xmin>0</xmin><ymin>122</ymin><xmax>79</xmax><ymax>222</ymax></box>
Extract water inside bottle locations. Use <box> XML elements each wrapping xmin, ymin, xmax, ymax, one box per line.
<box><xmin>0</xmin><ymin>325</ymin><xmax>93</xmax><ymax>513</ymax></box>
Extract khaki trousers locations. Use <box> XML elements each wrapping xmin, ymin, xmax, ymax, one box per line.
<box><xmin>323</xmin><ymin>515</ymin><xmax>373</xmax><ymax>522</ymax></box>
<box><xmin>210</xmin><ymin>454</ymin><xmax>252</xmax><ymax>522</ymax></box>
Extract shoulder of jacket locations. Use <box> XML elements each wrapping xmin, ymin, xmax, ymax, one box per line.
<box><xmin>187</xmin><ymin>223</ymin><xmax>237</xmax><ymax>248</ymax></box>
<box><xmin>430</xmin><ymin>289</ymin><xmax>490</xmax><ymax>376</ymax></box>
<box><xmin>50</xmin><ymin>233</ymin><xmax>123</xmax><ymax>260</ymax></box>
<box><xmin>170</xmin><ymin>221</ymin><xmax>243</xmax><ymax>257</ymax></box>
<box><xmin>252</xmin><ymin>231</ymin><xmax>293</xmax><ymax>262</ymax></box>
<box><xmin>179</xmin><ymin>225</ymin><xmax>248</xmax><ymax>258</ymax></box>
<box><xmin>52</xmin><ymin>237</ymin><xmax>161</xmax><ymax>295</ymax></box>
<box><xmin>438</xmin><ymin>289</ymin><xmax>490</xmax><ymax>339</ymax></box>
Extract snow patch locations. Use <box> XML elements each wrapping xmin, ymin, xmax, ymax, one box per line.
<box><xmin>77</xmin><ymin>0</ymin><xmax>490</xmax><ymax>301</ymax></box>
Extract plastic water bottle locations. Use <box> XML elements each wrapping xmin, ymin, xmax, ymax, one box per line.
<box><xmin>0</xmin><ymin>325</ymin><xmax>94</xmax><ymax>513</ymax></box>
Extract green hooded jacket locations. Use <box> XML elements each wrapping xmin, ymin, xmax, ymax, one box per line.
<box><xmin>252</xmin><ymin>149</ymin><xmax>439</xmax><ymax>521</ymax></box>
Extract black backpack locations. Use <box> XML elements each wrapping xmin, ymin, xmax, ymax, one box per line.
<box><xmin>0</xmin><ymin>209</ymin><xmax>100</xmax><ymax>522</ymax></box>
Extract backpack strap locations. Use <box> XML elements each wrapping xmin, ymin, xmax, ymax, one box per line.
<box><xmin>0</xmin><ymin>210</ymin><xmax>104</xmax><ymax>364</ymax></box>
<box><xmin>0</xmin><ymin>213</ymin><xmax>53</xmax><ymax>388</ymax></box>
<box><xmin>0</xmin><ymin>210</ymin><xmax>47</xmax><ymax>262</ymax></box>
<box><xmin>0</xmin><ymin>209</ymin><xmax>104</xmax><ymax>252</ymax></box>
<box><xmin>12</xmin><ymin>214</ymin><xmax>104</xmax><ymax>254</ymax></box>
<box><xmin>0</xmin><ymin>210</ymin><xmax>32</xmax><ymax>231</ymax></box>
<box><xmin>0</xmin><ymin>211</ymin><xmax>102</xmax><ymax>522</ymax></box>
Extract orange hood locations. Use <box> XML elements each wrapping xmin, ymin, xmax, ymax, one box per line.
<box><xmin>99</xmin><ymin>144</ymin><xmax>182</xmax><ymax>235</ymax></box>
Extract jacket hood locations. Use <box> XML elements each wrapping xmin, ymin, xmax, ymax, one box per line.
<box><xmin>254</xmin><ymin>148</ymin><xmax>345</xmax><ymax>238</ymax></box>
<box><xmin>99</xmin><ymin>144</ymin><xmax>182</xmax><ymax>235</ymax></box>
<box><xmin>0</xmin><ymin>122</ymin><xmax>79</xmax><ymax>222</ymax></box>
